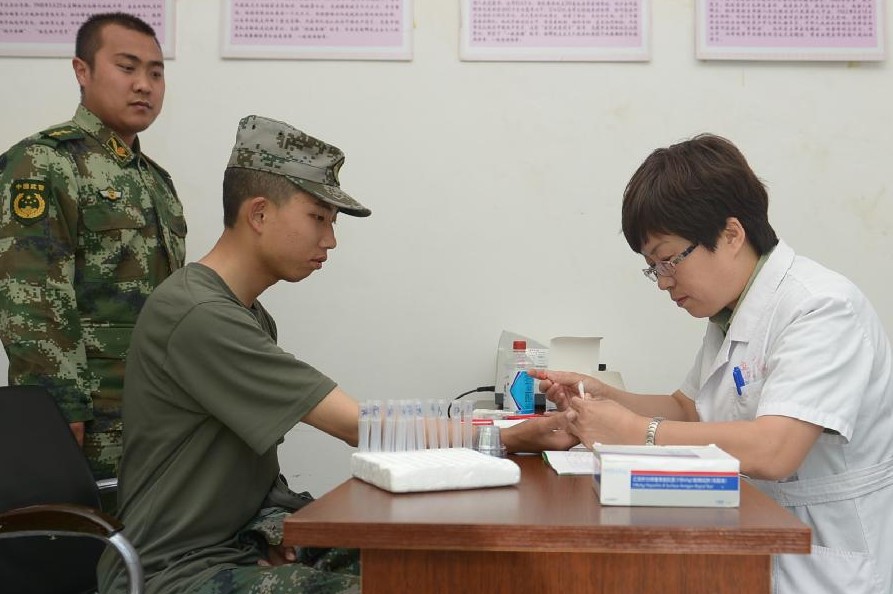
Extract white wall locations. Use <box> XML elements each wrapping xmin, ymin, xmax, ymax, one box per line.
<box><xmin>2</xmin><ymin>0</ymin><xmax>891</xmax><ymax>495</ymax></box>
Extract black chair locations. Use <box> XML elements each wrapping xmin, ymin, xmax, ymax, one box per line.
<box><xmin>0</xmin><ymin>385</ymin><xmax>143</xmax><ymax>594</ymax></box>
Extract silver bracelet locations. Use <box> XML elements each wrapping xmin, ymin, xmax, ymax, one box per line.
<box><xmin>645</xmin><ymin>416</ymin><xmax>665</xmax><ymax>446</ymax></box>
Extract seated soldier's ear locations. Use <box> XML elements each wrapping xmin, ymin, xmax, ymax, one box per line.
<box><xmin>245</xmin><ymin>196</ymin><xmax>269</xmax><ymax>229</ymax></box>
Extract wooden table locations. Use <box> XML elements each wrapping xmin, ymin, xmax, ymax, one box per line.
<box><xmin>284</xmin><ymin>454</ymin><xmax>810</xmax><ymax>594</ymax></box>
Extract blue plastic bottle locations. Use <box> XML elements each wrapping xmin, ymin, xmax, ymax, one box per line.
<box><xmin>504</xmin><ymin>340</ymin><xmax>535</xmax><ymax>414</ymax></box>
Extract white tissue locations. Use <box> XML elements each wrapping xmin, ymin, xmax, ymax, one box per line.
<box><xmin>351</xmin><ymin>448</ymin><xmax>520</xmax><ymax>493</ymax></box>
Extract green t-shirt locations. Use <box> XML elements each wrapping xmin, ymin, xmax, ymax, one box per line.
<box><xmin>98</xmin><ymin>263</ymin><xmax>336</xmax><ymax>594</ymax></box>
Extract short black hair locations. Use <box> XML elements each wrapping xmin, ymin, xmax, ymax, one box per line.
<box><xmin>75</xmin><ymin>12</ymin><xmax>158</xmax><ymax>67</ymax></box>
<box><xmin>222</xmin><ymin>168</ymin><xmax>304</xmax><ymax>228</ymax></box>
<box><xmin>621</xmin><ymin>133</ymin><xmax>778</xmax><ymax>255</ymax></box>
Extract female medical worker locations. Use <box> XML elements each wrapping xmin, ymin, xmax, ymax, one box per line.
<box><xmin>524</xmin><ymin>134</ymin><xmax>893</xmax><ymax>594</ymax></box>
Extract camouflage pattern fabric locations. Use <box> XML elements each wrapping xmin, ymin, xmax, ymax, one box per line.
<box><xmin>241</xmin><ymin>507</ymin><xmax>293</xmax><ymax>548</ymax></box>
<box><xmin>226</xmin><ymin>115</ymin><xmax>371</xmax><ymax>218</ymax></box>
<box><xmin>196</xmin><ymin>506</ymin><xmax>360</xmax><ymax>594</ymax></box>
<box><xmin>0</xmin><ymin>105</ymin><xmax>186</xmax><ymax>480</ymax></box>
<box><xmin>239</xmin><ymin>507</ymin><xmax>360</xmax><ymax>574</ymax></box>
<box><xmin>195</xmin><ymin>562</ymin><xmax>360</xmax><ymax>594</ymax></box>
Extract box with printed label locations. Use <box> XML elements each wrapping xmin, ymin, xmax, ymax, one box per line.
<box><xmin>592</xmin><ymin>444</ymin><xmax>740</xmax><ymax>507</ymax></box>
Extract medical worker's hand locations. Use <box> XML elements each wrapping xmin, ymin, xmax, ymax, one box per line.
<box><xmin>564</xmin><ymin>396</ymin><xmax>646</xmax><ymax>448</ymax></box>
<box><xmin>527</xmin><ymin>369</ymin><xmax>609</xmax><ymax>411</ymax></box>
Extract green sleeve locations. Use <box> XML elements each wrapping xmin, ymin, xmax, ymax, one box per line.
<box><xmin>0</xmin><ymin>141</ymin><xmax>93</xmax><ymax>422</ymax></box>
<box><xmin>165</xmin><ymin>301</ymin><xmax>336</xmax><ymax>455</ymax></box>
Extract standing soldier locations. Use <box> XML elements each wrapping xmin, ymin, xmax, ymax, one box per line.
<box><xmin>0</xmin><ymin>12</ymin><xmax>186</xmax><ymax>486</ymax></box>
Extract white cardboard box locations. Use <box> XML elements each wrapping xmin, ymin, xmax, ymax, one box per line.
<box><xmin>593</xmin><ymin>444</ymin><xmax>740</xmax><ymax>507</ymax></box>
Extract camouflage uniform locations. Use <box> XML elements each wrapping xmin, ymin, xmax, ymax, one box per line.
<box><xmin>0</xmin><ymin>105</ymin><xmax>186</xmax><ymax>480</ymax></box>
<box><xmin>195</xmin><ymin>561</ymin><xmax>360</xmax><ymax>594</ymax></box>
<box><xmin>194</xmin><ymin>506</ymin><xmax>360</xmax><ymax>594</ymax></box>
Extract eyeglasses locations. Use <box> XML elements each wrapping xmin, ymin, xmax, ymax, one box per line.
<box><xmin>642</xmin><ymin>243</ymin><xmax>697</xmax><ymax>282</ymax></box>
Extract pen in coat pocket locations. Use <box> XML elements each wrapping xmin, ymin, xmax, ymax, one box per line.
<box><xmin>732</xmin><ymin>366</ymin><xmax>745</xmax><ymax>396</ymax></box>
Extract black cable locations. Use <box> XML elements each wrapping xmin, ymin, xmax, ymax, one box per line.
<box><xmin>453</xmin><ymin>385</ymin><xmax>495</xmax><ymax>400</ymax></box>
<box><xmin>448</xmin><ymin>385</ymin><xmax>496</xmax><ymax>417</ymax></box>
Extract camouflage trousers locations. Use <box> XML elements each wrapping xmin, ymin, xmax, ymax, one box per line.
<box><xmin>193</xmin><ymin>507</ymin><xmax>360</xmax><ymax>594</ymax></box>
<box><xmin>194</xmin><ymin>548</ymin><xmax>361</xmax><ymax>594</ymax></box>
<box><xmin>83</xmin><ymin>427</ymin><xmax>121</xmax><ymax>481</ymax></box>
<box><xmin>83</xmin><ymin>428</ymin><xmax>121</xmax><ymax>514</ymax></box>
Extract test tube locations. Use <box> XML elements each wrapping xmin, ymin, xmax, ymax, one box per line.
<box><xmin>370</xmin><ymin>400</ymin><xmax>382</xmax><ymax>452</ymax></box>
<box><xmin>437</xmin><ymin>399</ymin><xmax>450</xmax><ymax>449</ymax></box>
<box><xmin>462</xmin><ymin>400</ymin><xmax>474</xmax><ymax>449</ymax></box>
<box><xmin>383</xmin><ymin>399</ymin><xmax>396</xmax><ymax>452</ymax></box>
<box><xmin>450</xmin><ymin>401</ymin><xmax>461</xmax><ymax>448</ymax></box>
<box><xmin>426</xmin><ymin>400</ymin><xmax>440</xmax><ymax>449</ymax></box>
<box><xmin>398</xmin><ymin>400</ymin><xmax>415</xmax><ymax>451</ymax></box>
<box><xmin>392</xmin><ymin>400</ymin><xmax>403</xmax><ymax>452</ymax></box>
<box><xmin>414</xmin><ymin>400</ymin><xmax>427</xmax><ymax>450</ymax></box>
<box><xmin>358</xmin><ymin>401</ymin><xmax>371</xmax><ymax>452</ymax></box>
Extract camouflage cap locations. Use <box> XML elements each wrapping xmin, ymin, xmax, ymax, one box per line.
<box><xmin>226</xmin><ymin>115</ymin><xmax>371</xmax><ymax>217</ymax></box>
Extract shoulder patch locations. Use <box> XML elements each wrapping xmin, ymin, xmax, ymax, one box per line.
<box><xmin>9</xmin><ymin>178</ymin><xmax>48</xmax><ymax>225</ymax></box>
<box><xmin>39</xmin><ymin>125</ymin><xmax>85</xmax><ymax>143</ymax></box>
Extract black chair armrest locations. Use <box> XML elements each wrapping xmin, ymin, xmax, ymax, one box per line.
<box><xmin>0</xmin><ymin>503</ymin><xmax>143</xmax><ymax>594</ymax></box>
<box><xmin>0</xmin><ymin>503</ymin><xmax>121</xmax><ymax>538</ymax></box>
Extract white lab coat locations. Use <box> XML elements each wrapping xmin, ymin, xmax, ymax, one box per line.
<box><xmin>680</xmin><ymin>240</ymin><xmax>893</xmax><ymax>594</ymax></box>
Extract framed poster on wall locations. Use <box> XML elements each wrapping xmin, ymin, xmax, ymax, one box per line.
<box><xmin>696</xmin><ymin>0</ymin><xmax>886</xmax><ymax>61</ymax></box>
<box><xmin>459</xmin><ymin>0</ymin><xmax>651</xmax><ymax>62</ymax></box>
<box><xmin>0</xmin><ymin>0</ymin><xmax>175</xmax><ymax>58</ymax></box>
<box><xmin>221</xmin><ymin>0</ymin><xmax>413</xmax><ymax>60</ymax></box>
